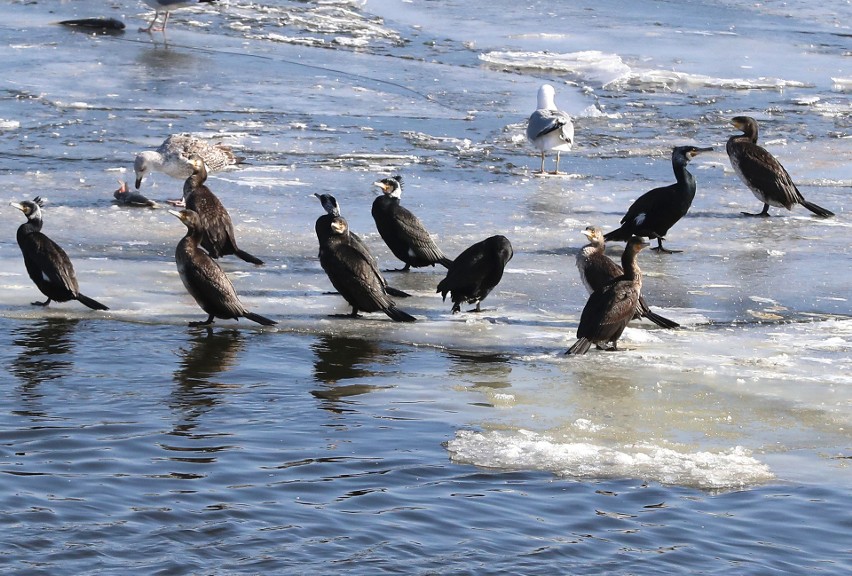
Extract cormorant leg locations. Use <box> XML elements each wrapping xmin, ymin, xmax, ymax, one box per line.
<box><xmin>651</xmin><ymin>238</ymin><xmax>681</xmax><ymax>254</ymax></box>
<box><xmin>467</xmin><ymin>302</ymin><xmax>483</xmax><ymax>313</ymax></box>
<box><xmin>741</xmin><ymin>203</ymin><xmax>771</xmax><ymax>217</ymax></box>
<box><xmin>451</xmin><ymin>303</ymin><xmax>461</xmax><ymax>314</ymax></box>
<box><xmin>189</xmin><ymin>315</ymin><xmax>215</xmax><ymax>327</ymax></box>
<box><xmin>31</xmin><ymin>298</ymin><xmax>51</xmax><ymax>307</ymax></box>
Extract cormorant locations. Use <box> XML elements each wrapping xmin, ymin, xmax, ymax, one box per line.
<box><xmin>314</xmin><ymin>193</ymin><xmax>409</xmax><ymax>298</ymax></box>
<box><xmin>566</xmin><ymin>236</ymin><xmax>648</xmax><ymax>355</ymax></box>
<box><xmin>113</xmin><ymin>180</ymin><xmax>157</xmax><ymax>208</ymax></box>
<box><xmin>577</xmin><ymin>226</ymin><xmax>678</xmax><ymax>329</ymax></box>
<box><xmin>134</xmin><ymin>132</ymin><xmax>239</xmax><ymax>189</ymax></box>
<box><xmin>316</xmin><ymin>214</ymin><xmax>416</xmax><ymax>322</ymax></box>
<box><xmin>726</xmin><ymin>116</ymin><xmax>834</xmax><ymax>218</ymax></box>
<box><xmin>604</xmin><ymin>145</ymin><xmax>713</xmax><ymax>253</ymax></box>
<box><xmin>437</xmin><ymin>235</ymin><xmax>513</xmax><ymax>313</ymax></box>
<box><xmin>371</xmin><ymin>175</ymin><xmax>453</xmax><ymax>272</ymax></box>
<box><xmin>140</xmin><ymin>0</ymin><xmax>216</xmax><ymax>33</ymax></box>
<box><xmin>183</xmin><ymin>155</ymin><xmax>263</xmax><ymax>265</ymax></box>
<box><xmin>10</xmin><ymin>197</ymin><xmax>109</xmax><ymax>311</ymax></box>
<box><xmin>526</xmin><ymin>84</ymin><xmax>574</xmax><ymax>174</ymax></box>
<box><xmin>170</xmin><ymin>209</ymin><xmax>276</xmax><ymax>327</ymax></box>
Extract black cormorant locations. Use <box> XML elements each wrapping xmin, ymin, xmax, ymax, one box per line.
<box><xmin>316</xmin><ymin>214</ymin><xmax>416</xmax><ymax>322</ymax></box>
<box><xmin>726</xmin><ymin>116</ymin><xmax>834</xmax><ymax>218</ymax></box>
<box><xmin>371</xmin><ymin>175</ymin><xmax>453</xmax><ymax>272</ymax></box>
<box><xmin>604</xmin><ymin>146</ymin><xmax>713</xmax><ymax>253</ymax></box>
<box><xmin>183</xmin><ymin>155</ymin><xmax>263</xmax><ymax>265</ymax></box>
<box><xmin>437</xmin><ymin>235</ymin><xmax>513</xmax><ymax>313</ymax></box>
<box><xmin>10</xmin><ymin>197</ymin><xmax>109</xmax><ymax>311</ymax></box>
<box><xmin>526</xmin><ymin>84</ymin><xmax>574</xmax><ymax>174</ymax></box>
<box><xmin>577</xmin><ymin>226</ymin><xmax>678</xmax><ymax>329</ymax></box>
<box><xmin>170</xmin><ymin>209</ymin><xmax>276</xmax><ymax>327</ymax></box>
<box><xmin>566</xmin><ymin>236</ymin><xmax>648</xmax><ymax>355</ymax></box>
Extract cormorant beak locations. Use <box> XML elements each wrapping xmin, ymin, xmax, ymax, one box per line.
<box><xmin>9</xmin><ymin>201</ymin><xmax>25</xmax><ymax>213</ymax></box>
<box><xmin>373</xmin><ymin>181</ymin><xmax>388</xmax><ymax>194</ymax></box>
<box><xmin>581</xmin><ymin>228</ymin><xmax>595</xmax><ymax>240</ymax></box>
<box><xmin>168</xmin><ymin>209</ymin><xmax>184</xmax><ymax>221</ymax></box>
<box><xmin>690</xmin><ymin>147</ymin><xmax>714</xmax><ymax>158</ymax></box>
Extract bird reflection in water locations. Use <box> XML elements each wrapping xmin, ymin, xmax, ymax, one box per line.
<box><xmin>310</xmin><ymin>334</ymin><xmax>394</xmax><ymax>409</ymax></box>
<box><xmin>11</xmin><ymin>318</ymin><xmax>79</xmax><ymax>416</ymax></box>
<box><xmin>444</xmin><ymin>350</ymin><xmax>513</xmax><ymax>407</ymax></box>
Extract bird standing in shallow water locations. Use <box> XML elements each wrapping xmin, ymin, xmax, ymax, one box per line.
<box><xmin>437</xmin><ymin>235</ymin><xmax>513</xmax><ymax>314</ymax></box>
<box><xmin>726</xmin><ymin>116</ymin><xmax>834</xmax><ymax>218</ymax></box>
<box><xmin>10</xmin><ymin>197</ymin><xmax>109</xmax><ymax>311</ymax></box>
<box><xmin>139</xmin><ymin>0</ymin><xmax>216</xmax><ymax>33</ymax></box>
<box><xmin>134</xmin><ymin>133</ymin><xmax>239</xmax><ymax>189</ymax></box>
<box><xmin>576</xmin><ymin>226</ymin><xmax>678</xmax><ymax>329</ymax></box>
<box><xmin>604</xmin><ymin>146</ymin><xmax>712</xmax><ymax>253</ymax></box>
<box><xmin>567</xmin><ymin>236</ymin><xmax>648</xmax><ymax>355</ymax></box>
<box><xmin>526</xmin><ymin>84</ymin><xmax>574</xmax><ymax>174</ymax></box>
<box><xmin>170</xmin><ymin>209</ymin><xmax>275</xmax><ymax>327</ymax></box>
<box><xmin>371</xmin><ymin>175</ymin><xmax>453</xmax><ymax>272</ymax></box>
<box><xmin>183</xmin><ymin>156</ymin><xmax>263</xmax><ymax>265</ymax></box>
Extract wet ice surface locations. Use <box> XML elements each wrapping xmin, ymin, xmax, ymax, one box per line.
<box><xmin>0</xmin><ymin>0</ymin><xmax>850</xmax><ymax>573</ymax></box>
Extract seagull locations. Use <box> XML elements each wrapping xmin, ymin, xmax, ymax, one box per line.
<box><xmin>133</xmin><ymin>133</ymin><xmax>241</xmax><ymax>189</ymax></box>
<box><xmin>526</xmin><ymin>84</ymin><xmax>574</xmax><ymax>174</ymax></box>
<box><xmin>139</xmin><ymin>0</ymin><xmax>216</xmax><ymax>33</ymax></box>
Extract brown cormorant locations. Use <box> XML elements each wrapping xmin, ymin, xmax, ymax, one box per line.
<box><xmin>183</xmin><ymin>155</ymin><xmax>263</xmax><ymax>265</ymax></box>
<box><xmin>526</xmin><ymin>84</ymin><xmax>574</xmax><ymax>174</ymax></box>
<box><xmin>10</xmin><ymin>197</ymin><xmax>109</xmax><ymax>311</ymax></box>
<box><xmin>372</xmin><ymin>175</ymin><xmax>453</xmax><ymax>272</ymax></box>
<box><xmin>726</xmin><ymin>116</ymin><xmax>834</xmax><ymax>218</ymax></box>
<box><xmin>566</xmin><ymin>236</ymin><xmax>648</xmax><ymax>355</ymax></box>
<box><xmin>437</xmin><ymin>235</ymin><xmax>513</xmax><ymax>313</ymax></box>
<box><xmin>316</xmin><ymin>214</ymin><xmax>416</xmax><ymax>322</ymax></box>
<box><xmin>577</xmin><ymin>226</ymin><xmax>677</xmax><ymax>329</ymax></box>
<box><xmin>170</xmin><ymin>209</ymin><xmax>276</xmax><ymax>327</ymax></box>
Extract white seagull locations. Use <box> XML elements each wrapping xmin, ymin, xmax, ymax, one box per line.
<box><xmin>526</xmin><ymin>84</ymin><xmax>574</xmax><ymax>174</ymax></box>
<box><xmin>134</xmin><ymin>133</ymin><xmax>241</xmax><ymax>189</ymax></box>
<box><xmin>139</xmin><ymin>0</ymin><xmax>216</xmax><ymax>33</ymax></box>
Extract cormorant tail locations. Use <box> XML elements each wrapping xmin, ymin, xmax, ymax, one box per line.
<box><xmin>234</xmin><ymin>248</ymin><xmax>264</xmax><ymax>266</ymax></box>
<box><xmin>76</xmin><ymin>293</ymin><xmax>109</xmax><ymax>311</ymax></box>
<box><xmin>642</xmin><ymin>308</ymin><xmax>680</xmax><ymax>329</ymax></box>
<box><xmin>799</xmin><ymin>199</ymin><xmax>834</xmax><ymax>218</ymax></box>
<box><xmin>565</xmin><ymin>338</ymin><xmax>592</xmax><ymax>355</ymax></box>
<box><xmin>244</xmin><ymin>311</ymin><xmax>277</xmax><ymax>326</ymax></box>
<box><xmin>603</xmin><ymin>227</ymin><xmax>631</xmax><ymax>242</ymax></box>
<box><xmin>385</xmin><ymin>286</ymin><xmax>411</xmax><ymax>298</ymax></box>
<box><xmin>385</xmin><ymin>305</ymin><xmax>417</xmax><ymax>323</ymax></box>
<box><xmin>438</xmin><ymin>256</ymin><xmax>454</xmax><ymax>268</ymax></box>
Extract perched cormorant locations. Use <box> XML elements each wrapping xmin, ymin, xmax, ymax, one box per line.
<box><xmin>604</xmin><ymin>145</ymin><xmax>713</xmax><ymax>253</ymax></box>
<box><xmin>183</xmin><ymin>155</ymin><xmax>263</xmax><ymax>265</ymax></box>
<box><xmin>316</xmin><ymin>214</ymin><xmax>416</xmax><ymax>322</ymax></box>
<box><xmin>371</xmin><ymin>175</ymin><xmax>453</xmax><ymax>272</ymax></box>
<box><xmin>577</xmin><ymin>226</ymin><xmax>678</xmax><ymax>329</ymax></box>
<box><xmin>10</xmin><ymin>197</ymin><xmax>109</xmax><ymax>311</ymax></box>
<box><xmin>726</xmin><ymin>116</ymin><xmax>834</xmax><ymax>218</ymax></box>
<box><xmin>314</xmin><ymin>193</ymin><xmax>409</xmax><ymax>298</ymax></box>
<box><xmin>526</xmin><ymin>84</ymin><xmax>574</xmax><ymax>174</ymax></box>
<box><xmin>140</xmin><ymin>0</ymin><xmax>216</xmax><ymax>33</ymax></box>
<box><xmin>113</xmin><ymin>180</ymin><xmax>157</xmax><ymax>208</ymax></box>
<box><xmin>170</xmin><ymin>209</ymin><xmax>275</xmax><ymax>327</ymax></box>
<box><xmin>134</xmin><ymin>132</ymin><xmax>239</xmax><ymax>189</ymax></box>
<box><xmin>437</xmin><ymin>235</ymin><xmax>513</xmax><ymax>313</ymax></box>
<box><xmin>566</xmin><ymin>236</ymin><xmax>648</xmax><ymax>355</ymax></box>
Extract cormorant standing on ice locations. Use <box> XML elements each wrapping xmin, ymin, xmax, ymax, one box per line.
<box><xmin>371</xmin><ymin>175</ymin><xmax>453</xmax><ymax>272</ymax></box>
<box><xmin>566</xmin><ymin>236</ymin><xmax>648</xmax><ymax>355</ymax></box>
<box><xmin>576</xmin><ymin>226</ymin><xmax>677</xmax><ymax>329</ymax></box>
<box><xmin>183</xmin><ymin>155</ymin><xmax>264</xmax><ymax>265</ymax></box>
<box><xmin>170</xmin><ymin>209</ymin><xmax>276</xmax><ymax>327</ymax></box>
<box><xmin>726</xmin><ymin>116</ymin><xmax>834</xmax><ymax>218</ymax></box>
<box><xmin>526</xmin><ymin>83</ymin><xmax>574</xmax><ymax>174</ymax></box>
<box><xmin>316</xmin><ymin>214</ymin><xmax>416</xmax><ymax>322</ymax></box>
<box><xmin>10</xmin><ymin>197</ymin><xmax>109</xmax><ymax>311</ymax></box>
<box><xmin>437</xmin><ymin>235</ymin><xmax>513</xmax><ymax>313</ymax></box>
<box><xmin>604</xmin><ymin>146</ymin><xmax>713</xmax><ymax>253</ymax></box>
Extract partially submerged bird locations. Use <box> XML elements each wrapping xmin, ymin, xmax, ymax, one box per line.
<box><xmin>134</xmin><ymin>133</ymin><xmax>240</xmax><ymax>189</ymax></box>
<box><xmin>726</xmin><ymin>116</ymin><xmax>834</xmax><ymax>218</ymax></box>
<box><xmin>567</xmin><ymin>236</ymin><xmax>649</xmax><ymax>355</ymax></box>
<box><xmin>576</xmin><ymin>226</ymin><xmax>678</xmax><ymax>329</ymax></box>
<box><xmin>140</xmin><ymin>0</ymin><xmax>216</xmax><ymax>33</ymax></box>
<box><xmin>372</xmin><ymin>175</ymin><xmax>453</xmax><ymax>272</ymax></box>
<box><xmin>183</xmin><ymin>155</ymin><xmax>263</xmax><ymax>265</ymax></box>
<box><xmin>316</xmin><ymin>214</ymin><xmax>416</xmax><ymax>322</ymax></box>
<box><xmin>113</xmin><ymin>180</ymin><xmax>157</xmax><ymax>208</ymax></box>
<box><xmin>604</xmin><ymin>145</ymin><xmax>713</xmax><ymax>253</ymax></box>
<box><xmin>10</xmin><ymin>197</ymin><xmax>109</xmax><ymax>311</ymax></box>
<box><xmin>437</xmin><ymin>235</ymin><xmax>513</xmax><ymax>313</ymax></box>
<box><xmin>526</xmin><ymin>83</ymin><xmax>574</xmax><ymax>174</ymax></box>
<box><xmin>170</xmin><ymin>208</ymin><xmax>275</xmax><ymax>327</ymax></box>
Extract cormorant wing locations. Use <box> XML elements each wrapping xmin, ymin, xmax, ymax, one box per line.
<box><xmin>577</xmin><ymin>283</ymin><xmax>636</xmax><ymax>341</ymax></box>
<box><xmin>24</xmin><ymin>233</ymin><xmax>78</xmax><ymax>293</ymax></box>
<box><xmin>582</xmin><ymin>252</ymin><xmax>623</xmax><ymax>293</ymax></box>
<box><xmin>438</xmin><ymin>246</ymin><xmax>491</xmax><ymax>297</ymax></box>
<box><xmin>392</xmin><ymin>205</ymin><xmax>446</xmax><ymax>261</ymax></box>
<box><xmin>619</xmin><ymin>183</ymin><xmax>676</xmax><ymax>230</ymax></box>
<box><xmin>181</xmin><ymin>251</ymin><xmax>245</xmax><ymax>318</ymax></box>
<box><xmin>734</xmin><ymin>142</ymin><xmax>800</xmax><ymax>207</ymax></box>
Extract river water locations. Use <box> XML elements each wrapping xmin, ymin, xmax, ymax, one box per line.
<box><xmin>0</xmin><ymin>0</ymin><xmax>849</xmax><ymax>573</ymax></box>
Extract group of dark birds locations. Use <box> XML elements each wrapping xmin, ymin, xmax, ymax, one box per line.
<box><xmin>8</xmin><ymin>94</ymin><xmax>837</xmax><ymax>356</ymax></box>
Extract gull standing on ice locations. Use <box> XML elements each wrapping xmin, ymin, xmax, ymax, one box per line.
<box><xmin>526</xmin><ymin>84</ymin><xmax>574</xmax><ymax>174</ymax></box>
<box><xmin>134</xmin><ymin>133</ymin><xmax>241</xmax><ymax>189</ymax></box>
<box><xmin>139</xmin><ymin>0</ymin><xmax>216</xmax><ymax>33</ymax></box>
